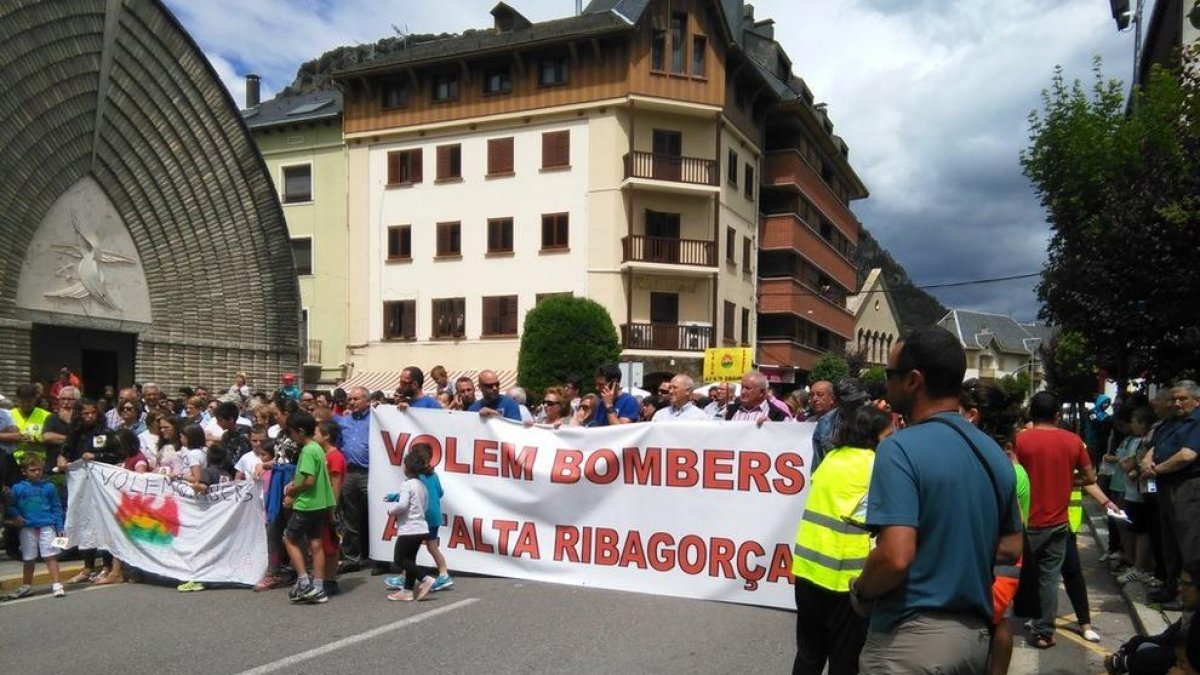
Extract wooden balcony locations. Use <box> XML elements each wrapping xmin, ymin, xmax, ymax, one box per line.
<box><xmin>622</xmin><ymin>235</ymin><xmax>716</xmax><ymax>267</ymax></box>
<box><xmin>624</xmin><ymin>150</ymin><xmax>718</xmax><ymax>187</ymax></box>
<box><xmin>622</xmin><ymin>323</ymin><xmax>711</xmax><ymax>352</ymax></box>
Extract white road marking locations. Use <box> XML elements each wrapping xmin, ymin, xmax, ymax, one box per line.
<box><xmin>233</xmin><ymin>597</ymin><xmax>480</xmax><ymax>675</ymax></box>
<box><xmin>1</xmin><ymin>582</ymin><xmax>122</xmax><ymax>606</ymax></box>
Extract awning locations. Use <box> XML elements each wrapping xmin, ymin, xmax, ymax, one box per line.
<box><xmin>339</xmin><ymin>368</ymin><xmax>519</xmax><ymax>397</ymax></box>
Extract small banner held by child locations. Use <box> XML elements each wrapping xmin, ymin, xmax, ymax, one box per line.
<box><xmin>65</xmin><ymin>462</ymin><xmax>268</xmax><ymax>585</ymax></box>
<box><xmin>368</xmin><ymin>407</ymin><xmax>813</xmax><ymax>610</ymax></box>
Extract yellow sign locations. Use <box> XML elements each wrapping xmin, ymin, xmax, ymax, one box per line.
<box><xmin>703</xmin><ymin>347</ymin><xmax>754</xmax><ymax>382</ymax></box>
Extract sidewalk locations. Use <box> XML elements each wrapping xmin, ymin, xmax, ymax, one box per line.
<box><xmin>0</xmin><ymin>551</ymin><xmax>83</xmax><ymax>592</ymax></box>
<box><xmin>1082</xmin><ymin>501</ymin><xmax>1183</xmax><ymax>638</ymax></box>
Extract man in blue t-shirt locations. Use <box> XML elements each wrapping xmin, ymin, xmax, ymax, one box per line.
<box><xmin>850</xmin><ymin>326</ymin><xmax>1022</xmax><ymax>674</ymax></box>
<box><xmin>395</xmin><ymin>366</ymin><xmax>443</xmax><ymax>411</ymax></box>
<box><xmin>468</xmin><ymin>370</ymin><xmax>522</xmax><ymax>421</ymax></box>
<box><xmin>591</xmin><ymin>364</ymin><xmax>638</xmax><ymax>426</ymax></box>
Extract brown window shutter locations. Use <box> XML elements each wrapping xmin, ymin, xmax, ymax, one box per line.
<box><xmin>387</xmin><ymin>152</ymin><xmax>400</xmax><ymax>185</ymax></box>
<box><xmin>542</xmin><ymin>131</ymin><xmax>569</xmax><ymax>168</ymax></box>
<box><xmin>437</xmin><ymin>145</ymin><xmax>450</xmax><ymax>180</ymax></box>
<box><xmin>401</xmin><ymin>301</ymin><xmax>415</xmax><ymax>338</ymax></box>
<box><xmin>488</xmin><ymin>138</ymin><xmax>514</xmax><ymax>175</ymax></box>
<box><xmin>412</xmin><ymin>149</ymin><xmax>423</xmax><ymax>183</ymax></box>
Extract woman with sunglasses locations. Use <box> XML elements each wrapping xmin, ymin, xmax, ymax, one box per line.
<box><xmin>569</xmin><ymin>394</ymin><xmax>599</xmax><ymax>427</ymax></box>
<box><xmin>114</xmin><ymin>400</ymin><xmax>146</xmax><ymax>435</ymax></box>
<box><xmin>528</xmin><ymin>387</ymin><xmax>571</xmax><ymax>429</ymax></box>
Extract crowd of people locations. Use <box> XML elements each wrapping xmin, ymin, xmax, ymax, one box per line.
<box><xmin>1</xmin><ymin>326</ymin><xmax>1198</xmax><ymax>674</ymax></box>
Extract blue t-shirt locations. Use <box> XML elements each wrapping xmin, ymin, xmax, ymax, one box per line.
<box><xmin>408</xmin><ymin>395</ymin><xmax>442</xmax><ymax>410</ymax></box>
<box><xmin>418</xmin><ymin>472</ymin><xmax>444</xmax><ymax>530</ymax></box>
<box><xmin>592</xmin><ymin>392</ymin><xmax>640</xmax><ymax>426</ymax></box>
<box><xmin>1151</xmin><ymin>409</ymin><xmax>1200</xmax><ymax>480</ymax></box>
<box><xmin>865</xmin><ymin>412</ymin><xmax>1021</xmax><ymax>632</ymax></box>
<box><xmin>468</xmin><ymin>395</ymin><xmax>522</xmax><ymax>421</ymax></box>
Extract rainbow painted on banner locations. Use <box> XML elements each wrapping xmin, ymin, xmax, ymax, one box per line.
<box><xmin>115</xmin><ymin>492</ymin><xmax>180</xmax><ymax>546</ymax></box>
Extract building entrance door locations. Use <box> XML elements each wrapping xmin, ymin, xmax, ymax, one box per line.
<box><xmin>30</xmin><ymin>324</ymin><xmax>136</xmax><ymax>399</ymax></box>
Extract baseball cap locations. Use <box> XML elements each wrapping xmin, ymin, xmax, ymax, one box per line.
<box><xmin>281</xmin><ymin>372</ymin><xmax>296</xmax><ymax>382</ymax></box>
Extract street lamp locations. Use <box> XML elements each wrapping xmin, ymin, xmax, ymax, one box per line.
<box><xmin>1110</xmin><ymin>0</ymin><xmax>1147</xmax><ymax>86</ymax></box>
<box><xmin>1020</xmin><ymin>336</ymin><xmax>1043</xmax><ymax>401</ymax></box>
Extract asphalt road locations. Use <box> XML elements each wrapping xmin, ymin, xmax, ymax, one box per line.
<box><xmin>0</xmin><ymin>523</ymin><xmax>1134</xmax><ymax>675</ymax></box>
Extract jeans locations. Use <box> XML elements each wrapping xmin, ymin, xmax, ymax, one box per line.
<box><xmin>1025</xmin><ymin>523</ymin><xmax>1070</xmax><ymax>637</ymax></box>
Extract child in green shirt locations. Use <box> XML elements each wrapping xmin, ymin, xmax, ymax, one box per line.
<box><xmin>282</xmin><ymin>411</ymin><xmax>335</xmax><ymax>605</ymax></box>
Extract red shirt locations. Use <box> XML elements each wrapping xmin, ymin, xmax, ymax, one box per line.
<box><xmin>1015</xmin><ymin>427</ymin><xmax>1091</xmax><ymax>529</ymax></box>
<box><xmin>325</xmin><ymin>448</ymin><xmax>346</xmax><ymax>480</ymax></box>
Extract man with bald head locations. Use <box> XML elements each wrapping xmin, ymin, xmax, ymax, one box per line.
<box><xmin>725</xmin><ymin>371</ymin><xmax>790</xmax><ymax>424</ymax></box>
<box><xmin>468</xmin><ymin>370</ymin><xmax>521</xmax><ymax>421</ymax></box>
<box><xmin>336</xmin><ymin>385</ymin><xmax>379</xmax><ymax>572</ymax></box>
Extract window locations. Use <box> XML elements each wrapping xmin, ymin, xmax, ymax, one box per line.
<box><xmin>670</xmin><ymin>13</ymin><xmax>687</xmax><ymax>74</ymax></box>
<box><xmin>387</xmin><ymin>225</ymin><xmax>411</xmax><ymax>260</ymax></box>
<box><xmin>436</xmin><ymin>144</ymin><xmax>462</xmax><ymax>181</ymax></box>
<box><xmin>741</xmin><ymin>308</ymin><xmax>750</xmax><ymax>345</ymax></box>
<box><xmin>726</xmin><ymin>227</ymin><xmax>736</xmax><ymax>264</ymax></box>
<box><xmin>432</xmin><ymin>298</ymin><xmax>465</xmax><ymax>338</ymax></box>
<box><xmin>381</xmin><ymin>80</ymin><xmax>408</xmax><ymax>109</ymax></box>
<box><xmin>432</xmin><ymin>73</ymin><xmax>459</xmax><ymax>102</ymax></box>
<box><xmin>744</xmin><ymin>163</ymin><xmax>755</xmax><ymax>200</ymax></box>
<box><xmin>436</xmin><ymin>222</ymin><xmax>461</xmax><ymax>257</ymax></box>
<box><xmin>723</xmin><ymin>301</ymin><xmax>736</xmax><ymax>342</ymax></box>
<box><xmin>742</xmin><ymin>236</ymin><xmax>752</xmax><ymax>272</ymax></box>
<box><xmin>691</xmin><ymin>35</ymin><xmax>707</xmax><ymax>77</ymax></box>
<box><xmin>281</xmin><ymin>165</ymin><xmax>312</xmax><ymax>203</ymax></box>
<box><xmin>651</xmin><ymin>29</ymin><xmax>667</xmax><ymax>71</ymax></box>
<box><xmin>541</xmin><ymin>212</ymin><xmax>569</xmax><ymax>250</ymax></box>
<box><xmin>727</xmin><ymin>149</ymin><xmax>738</xmax><ymax>186</ymax></box>
<box><xmin>290</xmin><ymin>237</ymin><xmax>312</xmax><ymax>275</ymax></box>
<box><xmin>539</xmin><ymin>57</ymin><xmax>569</xmax><ymax>86</ymax></box>
<box><xmin>487</xmin><ymin>137</ymin><xmax>514</xmax><ymax>176</ymax></box>
<box><xmin>387</xmin><ymin>149</ymin><xmax>422</xmax><ymax>185</ymax></box>
<box><xmin>487</xmin><ymin>218</ymin><xmax>514</xmax><ymax>254</ymax></box>
<box><xmin>482</xmin><ymin>295</ymin><xmax>519</xmax><ymax>336</ymax></box>
<box><xmin>483</xmin><ymin>67</ymin><xmax>512</xmax><ymax>95</ymax></box>
<box><xmin>536</xmin><ymin>292</ymin><xmax>573</xmax><ymax>305</ymax></box>
<box><xmin>541</xmin><ymin>130</ymin><xmax>570</xmax><ymax>168</ymax></box>
<box><xmin>383</xmin><ymin>301</ymin><xmax>415</xmax><ymax>340</ymax></box>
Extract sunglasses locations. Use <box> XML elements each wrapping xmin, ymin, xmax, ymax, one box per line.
<box><xmin>544</xmin><ymin>399</ymin><xmax>561</xmax><ymax>405</ymax></box>
<box><xmin>120</xmin><ymin>406</ymin><xmax>136</xmax><ymax>412</ymax></box>
<box><xmin>480</xmin><ymin>382</ymin><xmax>500</xmax><ymax>389</ymax></box>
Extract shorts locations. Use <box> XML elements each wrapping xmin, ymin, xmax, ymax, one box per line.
<box><xmin>20</xmin><ymin>526</ymin><xmax>58</xmax><ymax>561</ymax></box>
<box><xmin>320</xmin><ymin>521</ymin><xmax>339</xmax><ymax>556</ymax></box>
<box><xmin>284</xmin><ymin>509</ymin><xmax>326</xmax><ymax>543</ymax></box>
<box><xmin>991</xmin><ymin>574</ymin><xmax>1020</xmax><ymax>625</ymax></box>
<box><xmin>425</xmin><ymin>525</ymin><xmax>439</xmax><ymax>542</ymax></box>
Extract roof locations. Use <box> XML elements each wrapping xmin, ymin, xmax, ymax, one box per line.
<box><xmin>848</xmin><ymin>268</ymin><xmax>882</xmax><ymax>316</ymax></box>
<box><xmin>583</xmin><ymin>0</ymin><xmax>652</xmax><ymax>21</ymax></box>
<box><xmin>333</xmin><ymin>11</ymin><xmax>632</xmax><ymax>77</ymax></box>
<box><xmin>243</xmin><ymin>89</ymin><xmax>343</xmax><ymax>129</ymax></box>
<box><xmin>937</xmin><ymin>309</ymin><xmax>1051</xmax><ymax>355</ymax></box>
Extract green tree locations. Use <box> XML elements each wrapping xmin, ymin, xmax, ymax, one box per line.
<box><xmin>997</xmin><ymin>371</ymin><xmax>1031</xmax><ymax>402</ymax></box>
<box><xmin>1022</xmin><ymin>57</ymin><xmax>1200</xmax><ymax>382</ymax></box>
<box><xmin>517</xmin><ymin>296</ymin><xmax>620</xmax><ymax>398</ymax></box>
<box><xmin>808</xmin><ymin>352</ymin><xmax>849</xmax><ymax>385</ymax></box>
<box><xmin>1039</xmin><ymin>331</ymin><xmax>1098</xmax><ymax>411</ymax></box>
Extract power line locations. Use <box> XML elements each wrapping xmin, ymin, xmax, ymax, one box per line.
<box><xmin>757</xmin><ymin>271</ymin><xmax>1041</xmax><ymax>298</ymax></box>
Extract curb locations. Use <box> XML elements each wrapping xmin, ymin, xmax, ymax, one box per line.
<box><xmin>1081</xmin><ymin>504</ymin><xmax>1172</xmax><ymax>636</ymax></box>
<box><xmin>0</xmin><ymin>563</ymin><xmax>85</xmax><ymax>592</ymax></box>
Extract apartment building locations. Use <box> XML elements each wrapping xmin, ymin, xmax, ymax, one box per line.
<box><xmin>244</xmin><ymin>85</ymin><xmax>349</xmax><ymax>386</ymax></box>
<box><xmin>328</xmin><ymin>1</ymin><xmax>868</xmax><ymax>389</ymax></box>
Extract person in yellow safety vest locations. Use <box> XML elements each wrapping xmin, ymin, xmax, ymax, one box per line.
<box><xmin>792</xmin><ymin>405</ymin><xmax>894</xmax><ymax>675</ymax></box>
<box><xmin>2</xmin><ymin>385</ymin><xmax>67</xmax><ymax>479</ymax></box>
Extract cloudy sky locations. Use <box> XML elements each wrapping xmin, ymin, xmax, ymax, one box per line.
<box><xmin>166</xmin><ymin>0</ymin><xmax>1138</xmax><ymax>321</ymax></box>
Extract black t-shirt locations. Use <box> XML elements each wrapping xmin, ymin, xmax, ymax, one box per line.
<box><xmin>65</xmin><ymin>424</ymin><xmax>120</xmax><ymax>464</ymax></box>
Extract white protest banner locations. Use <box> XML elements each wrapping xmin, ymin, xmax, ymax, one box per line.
<box><xmin>369</xmin><ymin>407</ymin><xmax>812</xmax><ymax>610</ymax></box>
<box><xmin>65</xmin><ymin>462</ymin><xmax>267</xmax><ymax>585</ymax></box>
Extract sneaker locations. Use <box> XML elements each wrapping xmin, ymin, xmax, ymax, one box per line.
<box><xmin>1083</xmin><ymin>628</ymin><xmax>1101</xmax><ymax>642</ymax></box>
<box><xmin>414</xmin><ymin>575</ymin><xmax>434</xmax><ymax>601</ymax></box>
<box><xmin>1147</xmin><ymin>588</ymin><xmax>1178</xmax><ymax>604</ymax></box>
<box><xmin>431</xmin><ymin>573</ymin><xmax>454</xmax><ymax>592</ymax></box>
<box><xmin>1117</xmin><ymin>568</ymin><xmax>1146</xmax><ymax>585</ymax></box>
<box><xmin>176</xmin><ymin>581</ymin><xmax>205</xmax><ymax>592</ymax></box>
<box><xmin>303</xmin><ymin>586</ymin><xmax>328</xmax><ymax>604</ymax></box>
<box><xmin>289</xmin><ymin>581</ymin><xmax>312</xmax><ymax>603</ymax></box>
<box><xmin>52</xmin><ymin>583</ymin><xmax>65</xmax><ymax>598</ymax></box>
<box><xmin>384</xmin><ymin>574</ymin><xmax>407</xmax><ymax>590</ymax></box>
<box><xmin>336</xmin><ymin>560</ymin><xmax>361</xmax><ymax>574</ymax></box>
<box><xmin>387</xmin><ymin>589</ymin><xmax>414</xmax><ymax>602</ymax></box>
<box><xmin>370</xmin><ymin>565</ymin><xmax>391</xmax><ymax>576</ymax></box>
<box><xmin>1099</xmin><ymin>552</ymin><xmax>1114</xmax><ymax>563</ymax></box>
<box><xmin>1145</xmin><ymin>576</ymin><xmax>1164</xmax><ymax>589</ymax></box>
<box><xmin>324</xmin><ymin>580</ymin><xmax>340</xmax><ymax>596</ymax></box>
<box><xmin>5</xmin><ymin>584</ymin><xmax>32</xmax><ymax>600</ymax></box>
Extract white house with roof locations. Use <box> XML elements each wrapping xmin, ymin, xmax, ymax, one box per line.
<box><xmin>937</xmin><ymin>309</ymin><xmax>1054</xmax><ymax>382</ymax></box>
<box><xmin>847</xmin><ymin>268</ymin><xmax>902</xmax><ymax>367</ymax></box>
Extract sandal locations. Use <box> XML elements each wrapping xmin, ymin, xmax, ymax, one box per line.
<box><xmin>1030</xmin><ymin>634</ymin><xmax>1056</xmax><ymax>649</ymax></box>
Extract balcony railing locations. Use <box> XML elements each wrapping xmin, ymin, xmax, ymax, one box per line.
<box><xmin>304</xmin><ymin>339</ymin><xmax>322</xmax><ymax>365</ymax></box>
<box><xmin>623</xmin><ymin>151</ymin><xmax>718</xmax><ymax>186</ymax></box>
<box><xmin>622</xmin><ymin>235</ymin><xmax>716</xmax><ymax>266</ymax></box>
<box><xmin>621</xmin><ymin>323</ymin><xmax>711</xmax><ymax>352</ymax></box>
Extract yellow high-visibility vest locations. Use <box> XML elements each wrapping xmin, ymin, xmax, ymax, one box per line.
<box><xmin>791</xmin><ymin>446</ymin><xmax>874</xmax><ymax>592</ymax></box>
<box><xmin>1068</xmin><ymin>487</ymin><xmax>1083</xmax><ymax>533</ymax></box>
